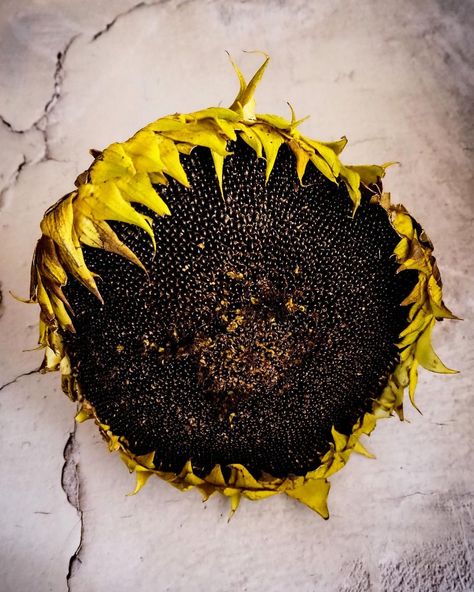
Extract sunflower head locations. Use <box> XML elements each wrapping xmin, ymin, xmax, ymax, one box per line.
<box><xmin>30</xmin><ymin>55</ymin><xmax>457</xmax><ymax>518</ymax></box>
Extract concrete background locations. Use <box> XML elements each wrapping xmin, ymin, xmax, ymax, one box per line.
<box><xmin>0</xmin><ymin>1</ymin><xmax>473</xmax><ymax>590</ymax></box>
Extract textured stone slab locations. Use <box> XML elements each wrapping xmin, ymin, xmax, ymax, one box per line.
<box><xmin>0</xmin><ymin>0</ymin><xmax>472</xmax><ymax>590</ymax></box>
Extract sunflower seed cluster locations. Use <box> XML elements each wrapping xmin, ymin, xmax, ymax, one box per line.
<box><xmin>65</xmin><ymin>139</ymin><xmax>417</xmax><ymax>477</ymax></box>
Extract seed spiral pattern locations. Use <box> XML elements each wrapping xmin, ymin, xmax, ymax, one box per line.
<box><xmin>64</xmin><ymin>138</ymin><xmax>417</xmax><ymax>478</ymax></box>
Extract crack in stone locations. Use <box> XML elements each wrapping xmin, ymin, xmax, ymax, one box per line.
<box><xmin>2</xmin><ymin>0</ymin><xmax>178</xmax><ymax>204</ymax></box>
<box><xmin>0</xmin><ymin>115</ymin><xmax>26</xmax><ymax>135</ymax></box>
<box><xmin>62</xmin><ymin>421</ymin><xmax>84</xmax><ymax>592</ymax></box>
<box><xmin>43</xmin><ymin>36</ymin><xmax>78</xmax><ymax>121</ymax></box>
<box><xmin>1</xmin><ymin>0</ymin><xmax>194</xmax><ymax>203</ymax></box>
<box><xmin>0</xmin><ymin>154</ymin><xmax>28</xmax><ymax>208</ymax></box>
<box><xmin>380</xmin><ymin>490</ymin><xmax>437</xmax><ymax>502</ymax></box>
<box><xmin>90</xmin><ymin>1</ymin><xmax>172</xmax><ymax>42</ymax></box>
<box><xmin>91</xmin><ymin>2</ymin><xmax>147</xmax><ymax>41</ymax></box>
<box><xmin>0</xmin><ymin>34</ymin><xmax>78</xmax><ymax>209</ymax></box>
<box><xmin>34</xmin><ymin>122</ymin><xmax>57</xmax><ymax>164</ymax></box>
<box><xmin>0</xmin><ymin>368</ymin><xmax>39</xmax><ymax>393</ymax></box>
<box><xmin>34</xmin><ymin>34</ymin><xmax>79</xmax><ymax>165</ymax></box>
<box><xmin>0</xmin><ymin>35</ymin><xmax>78</xmax><ymax>136</ymax></box>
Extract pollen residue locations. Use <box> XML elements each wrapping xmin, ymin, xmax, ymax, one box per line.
<box><xmin>179</xmin><ymin>269</ymin><xmax>320</xmax><ymax>416</ymax></box>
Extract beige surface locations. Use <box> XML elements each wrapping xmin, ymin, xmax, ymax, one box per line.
<box><xmin>0</xmin><ymin>1</ymin><xmax>473</xmax><ymax>590</ymax></box>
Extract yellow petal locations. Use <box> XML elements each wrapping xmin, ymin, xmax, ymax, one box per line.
<box><xmin>392</xmin><ymin>212</ymin><xmax>414</xmax><ymax>239</ymax></box>
<box><xmin>256</xmin><ymin>113</ymin><xmax>292</xmax><ymax>130</ymax></box>
<box><xmin>285</xmin><ymin>479</ymin><xmax>330</xmax><ymax>518</ymax></box>
<box><xmin>229</xmin><ymin>53</ymin><xmax>270</xmax><ymax>121</ymax></box>
<box><xmin>399</xmin><ymin>309</ymin><xmax>431</xmax><ymax>338</ymax></box>
<box><xmin>135</xmin><ymin>451</ymin><xmax>156</xmax><ymax>469</ymax></box>
<box><xmin>174</xmin><ymin>142</ymin><xmax>195</xmax><ymax>156</ymax></box>
<box><xmin>252</xmin><ymin>123</ymin><xmax>284</xmax><ymax>181</ymax></box>
<box><xmin>288</xmin><ymin>139</ymin><xmax>310</xmax><ymax>183</ymax></box>
<box><xmin>317</xmin><ymin>136</ymin><xmax>348</xmax><ymax>155</ymax></box>
<box><xmin>211</xmin><ymin>150</ymin><xmax>225</xmax><ymax>198</ymax></box>
<box><xmin>304</xmin><ymin>137</ymin><xmax>342</xmax><ymax>178</ymax></box>
<box><xmin>90</xmin><ymin>143</ymin><xmax>136</xmax><ymax>183</ymax></box>
<box><xmin>331</xmin><ymin>426</ymin><xmax>348</xmax><ymax>452</ymax></box>
<box><xmin>324</xmin><ymin>452</ymin><xmax>350</xmax><ymax>478</ymax></box>
<box><xmin>41</xmin><ymin>344</ymin><xmax>62</xmax><ymax>372</ymax></box>
<box><xmin>178</xmin><ymin>459</ymin><xmax>194</xmax><ymax>479</ymax></box>
<box><xmin>206</xmin><ymin>464</ymin><xmax>226</xmax><ymax>487</ymax></box>
<box><xmin>228</xmin><ymin>464</ymin><xmax>264</xmax><ymax>490</ymax></box>
<box><xmin>116</xmin><ymin>173</ymin><xmax>171</xmax><ymax>217</ymax></box>
<box><xmin>210</xmin><ymin>117</ymin><xmax>238</xmax><ymax>142</ymax></box>
<box><xmin>178</xmin><ymin>460</ymin><xmax>205</xmax><ymax>486</ymax></box>
<box><xmin>35</xmin><ymin>274</ymin><xmax>55</xmax><ymax>324</ymax></box>
<box><xmin>345</xmin><ymin>163</ymin><xmax>388</xmax><ymax>186</ymax></box>
<box><xmin>184</xmin><ymin>472</ymin><xmax>206</xmax><ymax>486</ymax></box>
<box><xmin>242</xmin><ymin>490</ymin><xmax>278</xmax><ymax>500</ymax></box>
<box><xmin>352</xmin><ymin>439</ymin><xmax>375</xmax><ymax>458</ymax></box>
<box><xmin>235</xmin><ymin>123</ymin><xmax>263</xmax><ymax>158</ymax></box>
<box><xmin>227</xmin><ymin>52</ymin><xmax>247</xmax><ymax>105</ymax></box>
<box><xmin>123</xmin><ymin>130</ymin><xmax>165</xmax><ymax>173</ymax></box>
<box><xmin>309</xmin><ymin>150</ymin><xmax>337</xmax><ymax>183</ymax></box>
<box><xmin>228</xmin><ymin>492</ymin><xmax>241</xmax><ymax>518</ymax></box>
<box><xmin>146</xmin><ymin>117</ymin><xmax>186</xmax><ymax>133</ymax></box>
<box><xmin>129</xmin><ymin>470</ymin><xmax>154</xmax><ymax>495</ymax></box>
<box><xmin>78</xmin><ymin>181</ymin><xmax>156</xmax><ymax>249</ymax></box>
<box><xmin>156</xmin><ymin>137</ymin><xmax>190</xmax><ymax>187</ymax></box>
<box><xmin>400</xmin><ymin>277</ymin><xmax>424</xmax><ymax>307</ymax></box>
<box><xmin>49</xmin><ymin>292</ymin><xmax>74</xmax><ymax>333</ymax></box>
<box><xmin>408</xmin><ymin>359</ymin><xmax>420</xmax><ymax>411</ymax></box>
<box><xmin>75</xmin><ymin>408</ymin><xmax>92</xmax><ymax>423</ymax></box>
<box><xmin>291</xmin><ymin>116</ymin><xmax>312</xmax><ymax>129</ymax></box>
<box><xmin>339</xmin><ymin>166</ymin><xmax>361</xmax><ymax>211</ymax></box>
<box><xmin>149</xmin><ymin>171</ymin><xmax>169</xmax><ymax>185</ymax></box>
<box><xmin>34</xmin><ymin>236</ymin><xmax>67</xmax><ymax>288</ymax></box>
<box><xmin>41</xmin><ymin>194</ymin><xmax>101</xmax><ymax>300</ymax></box>
<box><xmin>360</xmin><ymin>412</ymin><xmax>377</xmax><ymax>435</ymax></box>
<box><xmin>161</xmin><ymin>120</ymin><xmax>230</xmax><ymax>156</ymax></box>
<box><xmin>74</xmin><ymin>214</ymin><xmax>145</xmax><ymax>272</ymax></box>
<box><xmin>415</xmin><ymin>318</ymin><xmax>458</xmax><ymax>374</ymax></box>
<box><xmin>39</xmin><ymin>195</ymin><xmax>76</xmax><ymax>262</ymax></box>
<box><xmin>186</xmin><ymin>107</ymin><xmax>240</xmax><ymax>123</ymax></box>
<box><xmin>427</xmin><ymin>275</ymin><xmax>458</xmax><ymax>319</ymax></box>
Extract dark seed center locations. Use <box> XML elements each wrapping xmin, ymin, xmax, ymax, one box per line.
<box><xmin>64</xmin><ymin>137</ymin><xmax>417</xmax><ymax>478</ymax></box>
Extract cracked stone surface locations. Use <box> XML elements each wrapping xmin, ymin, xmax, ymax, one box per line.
<box><xmin>0</xmin><ymin>1</ymin><xmax>473</xmax><ymax>591</ymax></box>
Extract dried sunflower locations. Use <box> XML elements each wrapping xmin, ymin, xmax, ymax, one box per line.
<box><xmin>29</xmin><ymin>56</ymin><xmax>457</xmax><ymax>518</ymax></box>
